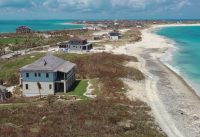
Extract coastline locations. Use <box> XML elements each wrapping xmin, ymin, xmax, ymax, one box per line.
<box><xmin>152</xmin><ymin>23</ymin><xmax>200</xmax><ymax>29</ymax></box>
<box><xmin>140</xmin><ymin>25</ymin><xmax>200</xmax><ymax>137</ymax></box>
<box><xmin>111</xmin><ymin>24</ymin><xmax>200</xmax><ymax>137</ymax></box>
<box><xmin>152</xmin><ymin>24</ymin><xmax>200</xmax><ymax>97</ymax></box>
<box><xmin>0</xmin><ymin>20</ymin><xmax>85</xmax><ymax>33</ymax></box>
<box><xmin>160</xmin><ymin>60</ymin><xmax>200</xmax><ymax>100</ymax></box>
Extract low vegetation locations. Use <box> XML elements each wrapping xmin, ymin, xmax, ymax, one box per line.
<box><xmin>0</xmin><ymin>29</ymin><xmax>94</xmax><ymax>54</ymax></box>
<box><xmin>0</xmin><ymin>37</ymin><xmax>30</xmax><ymax>45</ymax></box>
<box><xmin>94</xmin><ymin>29</ymin><xmax>142</xmax><ymax>47</ymax></box>
<box><xmin>0</xmin><ymin>99</ymin><xmax>166</xmax><ymax>137</ymax></box>
<box><xmin>0</xmin><ymin>36</ymin><xmax>45</xmax><ymax>51</ymax></box>
<box><xmin>0</xmin><ymin>53</ymin><xmax>45</xmax><ymax>85</ymax></box>
<box><xmin>68</xmin><ymin>79</ymin><xmax>89</xmax><ymax>100</ymax></box>
<box><xmin>0</xmin><ymin>53</ymin><xmax>166</xmax><ymax>137</ymax></box>
<box><xmin>59</xmin><ymin>53</ymin><xmax>144</xmax><ymax>97</ymax></box>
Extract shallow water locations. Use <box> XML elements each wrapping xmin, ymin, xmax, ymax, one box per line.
<box><xmin>0</xmin><ymin>20</ymin><xmax>84</xmax><ymax>33</ymax></box>
<box><xmin>156</xmin><ymin>26</ymin><xmax>200</xmax><ymax>96</ymax></box>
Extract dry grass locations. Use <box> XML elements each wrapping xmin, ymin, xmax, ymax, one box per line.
<box><xmin>93</xmin><ymin>29</ymin><xmax>142</xmax><ymax>48</ymax></box>
<box><xmin>0</xmin><ymin>53</ymin><xmax>166</xmax><ymax>137</ymax></box>
<box><xmin>58</xmin><ymin>53</ymin><xmax>144</xmax><ymax>97</ymax></box>
<box><xmin>0</xmin><ymin>99</ymin><xmax>166</xmax><ymax>137</ymax></box>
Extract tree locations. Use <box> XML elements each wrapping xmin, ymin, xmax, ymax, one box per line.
<box><xmin>37</xmin><ymin>82</ymin><xmax>42</xmax><ymax>99</ymax></box>
<box><xmin>15</xmin><ymin>39</ymin><xmax>19</xmax><ymax>45</ymax></box>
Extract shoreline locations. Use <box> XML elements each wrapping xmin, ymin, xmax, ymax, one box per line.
<box><xmin>112</xmin><ymin>24</ymin><xmax>200</xmax><ymax>137</ymax></box>
<box><xmin>151</xmin><ymin>24</ymin><xmax>200</xmax><ymax>97</ymax></box>
<box><xmin>139</xmin><ymin>25</ymin><xmax>200</xmax><ymax>137</ymax></box>
<box><xmin>158</xmin><ymin>59</ymin><xmax>200</xmax><ymax>100</ymax></box>
<box><xmin>152</xmin><ymin>23</ymin><xmax>200</xmax><ymax>29</ymax></box>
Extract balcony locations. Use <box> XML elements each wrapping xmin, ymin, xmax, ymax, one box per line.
<box><xmin>55</xmin><ymin>72</ymin><xmax>67</xmax><ymax>82</ymax></box>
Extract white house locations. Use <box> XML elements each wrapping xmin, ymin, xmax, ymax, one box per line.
<box><xmin>58</xmin><ymin>37</ymin><xmax>92</xmax><ymax>52</ymax></box>
<box><xmin>109</xmin><ymin>30</ymin><xmax>121</xmax><ymax>40</ymax></box>
<box><xmin>20</xmin><ymin>55</ymin><xmax>76</xmax><ymax>97</ymax></box>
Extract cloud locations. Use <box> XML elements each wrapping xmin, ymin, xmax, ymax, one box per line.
<box><xmin>42</xmin><ymin>0</ymin><xmax>104</xmax><ymax>12</ymax></box>
<box><xmin>111</xmin><ymin>0</ymin><xmax>146</xmax><ymax>9</ymax></box>
<box><xmin>172</xmin><ymin>0</ymin><xmax>191</xmax><ymax>10</ymax></box>
<box><xmin>0</xmin><ymin>0</ymin><xmax>192</xmax><ymax>14</ymax></box>
<box><xmin>0</xmin><ymin>0</ymin><xmax>34</xmax><ymax>8</ymax></box>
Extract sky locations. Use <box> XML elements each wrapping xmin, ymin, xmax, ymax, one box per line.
<box><xmin>0</xmin><ymin>0</ymin><xmax>199</xmax><ymax>20</ymax></box>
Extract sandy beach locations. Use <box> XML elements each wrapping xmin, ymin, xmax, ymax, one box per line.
<box><xmin>107</xmin><ymin>24</ymin><xmax>200</xmax><ymax>137</ymax></box>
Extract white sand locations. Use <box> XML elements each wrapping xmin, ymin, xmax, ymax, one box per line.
<box><xmin>92</xmin><ymin>30</ymin><xmax>111</xmax><ymax>36</ymax></box>
<box><xmin>103</xmin><ymin>24</ymin><xmax>200</xmax><ymax>137</ymax></box>
<box><xmin>84</xmin><ymin>81</ymin><xmax>96</xmax><ymax>99</ymax></box>
<box><xmin>152</xmin><ymin>24</ymin><xmax>200</xmax><ymax>29</ymax></box>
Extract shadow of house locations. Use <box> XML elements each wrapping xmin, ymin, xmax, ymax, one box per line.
<box><xmin>68</xmin><ymin>80</ymin><xmax>81</xmax><ymax>91</ymax></box>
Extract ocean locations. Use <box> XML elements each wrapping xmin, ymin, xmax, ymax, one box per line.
<box><xmin>0</xmin><ymin>20</ymin><xmax>84</xmax><ymax>33</ymax></box>
<box><xmin>156</xmin><ymin>26</ymin><xmax>200</xmax><ymax>96</ymax></box>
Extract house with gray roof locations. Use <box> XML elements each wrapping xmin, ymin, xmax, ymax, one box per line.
<box><xmin>109</xmin><ymin>30</ymin><xmax>121</xmax><ymax>40</ymax></box>
<box><xmin>20</xmin><ymin>55</ymin><xmax>76</xmax><ymax>97</ymax></box>
<box><xmin>16</xmin><ymin>26</ymin><xmax>31</xmax><ymax>34</ymax></box>
<box><xmin>58</xmin><ymin>36</ymin><xmax>92</xmax><ymax>52</ymax></box>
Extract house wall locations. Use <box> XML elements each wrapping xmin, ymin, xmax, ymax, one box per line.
<box><xmin>22</xmin><ymin>72</ymin><xmax>56</xmax><ymax>82</ymax></box>
<box><xmin>16</xmin><ymin>28</ymin><xmax>31</xmax><ymax>33</ymax></box>
<box><xmin>22</xmin><ymin>82</ymin><xmax>54</xmax><ymax>97</ymax></box>
<box><xmin>68</xmin><ymin>44</ymin><xmax>92</xmax><ymax>51</ymax></box>
<box><xmin>110</xmin><ymin>36</ymin><xmax>119</xmax><ymax>40</ymax></box>
<box><xmin>68</xmin><ymin>44</ymin><xmax>83</xmax><ymax>51</ymax></box>
<box><xmin>21</xmin><ymin>68</ymin><xmax>76</xmax><ymax>96</ymax></box>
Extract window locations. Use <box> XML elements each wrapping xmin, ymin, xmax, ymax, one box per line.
<box><xmin>35</xmin><ymin>73</ymin><xmax>37</xmax><ymax>77</ymax></box>
<box><xmin>38</xmin><ymin>73</ymin><xmax>41</xmax><ymax>77</ymax></box>
<box><xmin>46</xmin><ymin>73</ymin><xmax>49</xmax><ymax>78</ymax></box>
<box><xmin>26</xmin><ymin>73</ymin><xmax>29</xmax><ymax>78</ymax></box>
<box><xmin>25</xmin><ymin>84</ymin><xmax>29</xmax><ymax>90</ymax></box>
<box><xmin>49</xmin><ymin>84</ymin><xmax>52</xmax><ymax>90</ymax></box>
<box><xmin>82</xmin><ymin>46</ymin><xmax>87</xmax><ymax>50</ymax></box>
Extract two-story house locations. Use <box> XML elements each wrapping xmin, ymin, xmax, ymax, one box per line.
<box><xmin>109</xmin><ymin>30</ymin><xmax>121</xmax><ymax>40</ymax></box>
<box><xmin>20</xmin><ymin>55</ymin><xmax>76</xmax><ymax>97</ymax></box>
<box><xmin>16</xmin><ymin>26</ymin><xmax>32</xmax><ymax>34</ymax></box>
<box><xmin>58</xmin><ymin>36</ymin><xmax>92</xmax><ymax>52</ymax></box>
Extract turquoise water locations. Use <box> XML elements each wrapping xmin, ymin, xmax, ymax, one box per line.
<box><xmin>156</xmin><ymin>26</ymin><xmax>200</xmax><ymax>95</ymax></box>
<box><xmin>0</xmin><ymin>20</ymin><xmax>84</xmax><ymax>33</ymax></box>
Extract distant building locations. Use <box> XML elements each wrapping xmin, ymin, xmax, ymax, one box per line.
<box><xmin>20</xmin><ymin>55</ymin><xmax>76</xmax><ymax>97</ymax></box>
<box><xmin>97</xmin><ymin>24</ymin><xmax>108</xmax><ymax>28</ymax></box>
<box><xmin>16</xmin><ymin>26</ymin><xmax>31</xmax><ymax>34</ymax></box>
<box><xmin>58</xmin><ymin>36</ymin><xmax>92</xmax><ymax>52</ymax></box>
<box><xmin>57</xmin><ymin>41</ymin><xmax>69</xmax><ymax>52</ymax></box>
<box><xmin>109</xmin><ymin>30</ymin><xmax>121</xmax><ymax>40</ymax></box>
<box><xmin>83</xmin><ymin>24</ymin><xmax>102</xmax><ymax>30</ymax></box>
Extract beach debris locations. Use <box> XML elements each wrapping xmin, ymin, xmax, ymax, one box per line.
<box><xmin>0</xmin><ymin>85</ymin><xmax>12</xmax><ymax>102</ymax></box>
<box><xmin>117</xmin><ymin>120</ymin><xmax>132</xmax><ymax>129</ymax></box>
<box><xmin>193</xmin><ymin>114</ymin><xmax>199</xmax><ymax>121</ymax></box>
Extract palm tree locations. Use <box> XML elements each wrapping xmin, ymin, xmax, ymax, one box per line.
<box><xmin>37</xmin><ymin>82</ymin><xmax>42</xmax><ymax>99</ymax></box>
